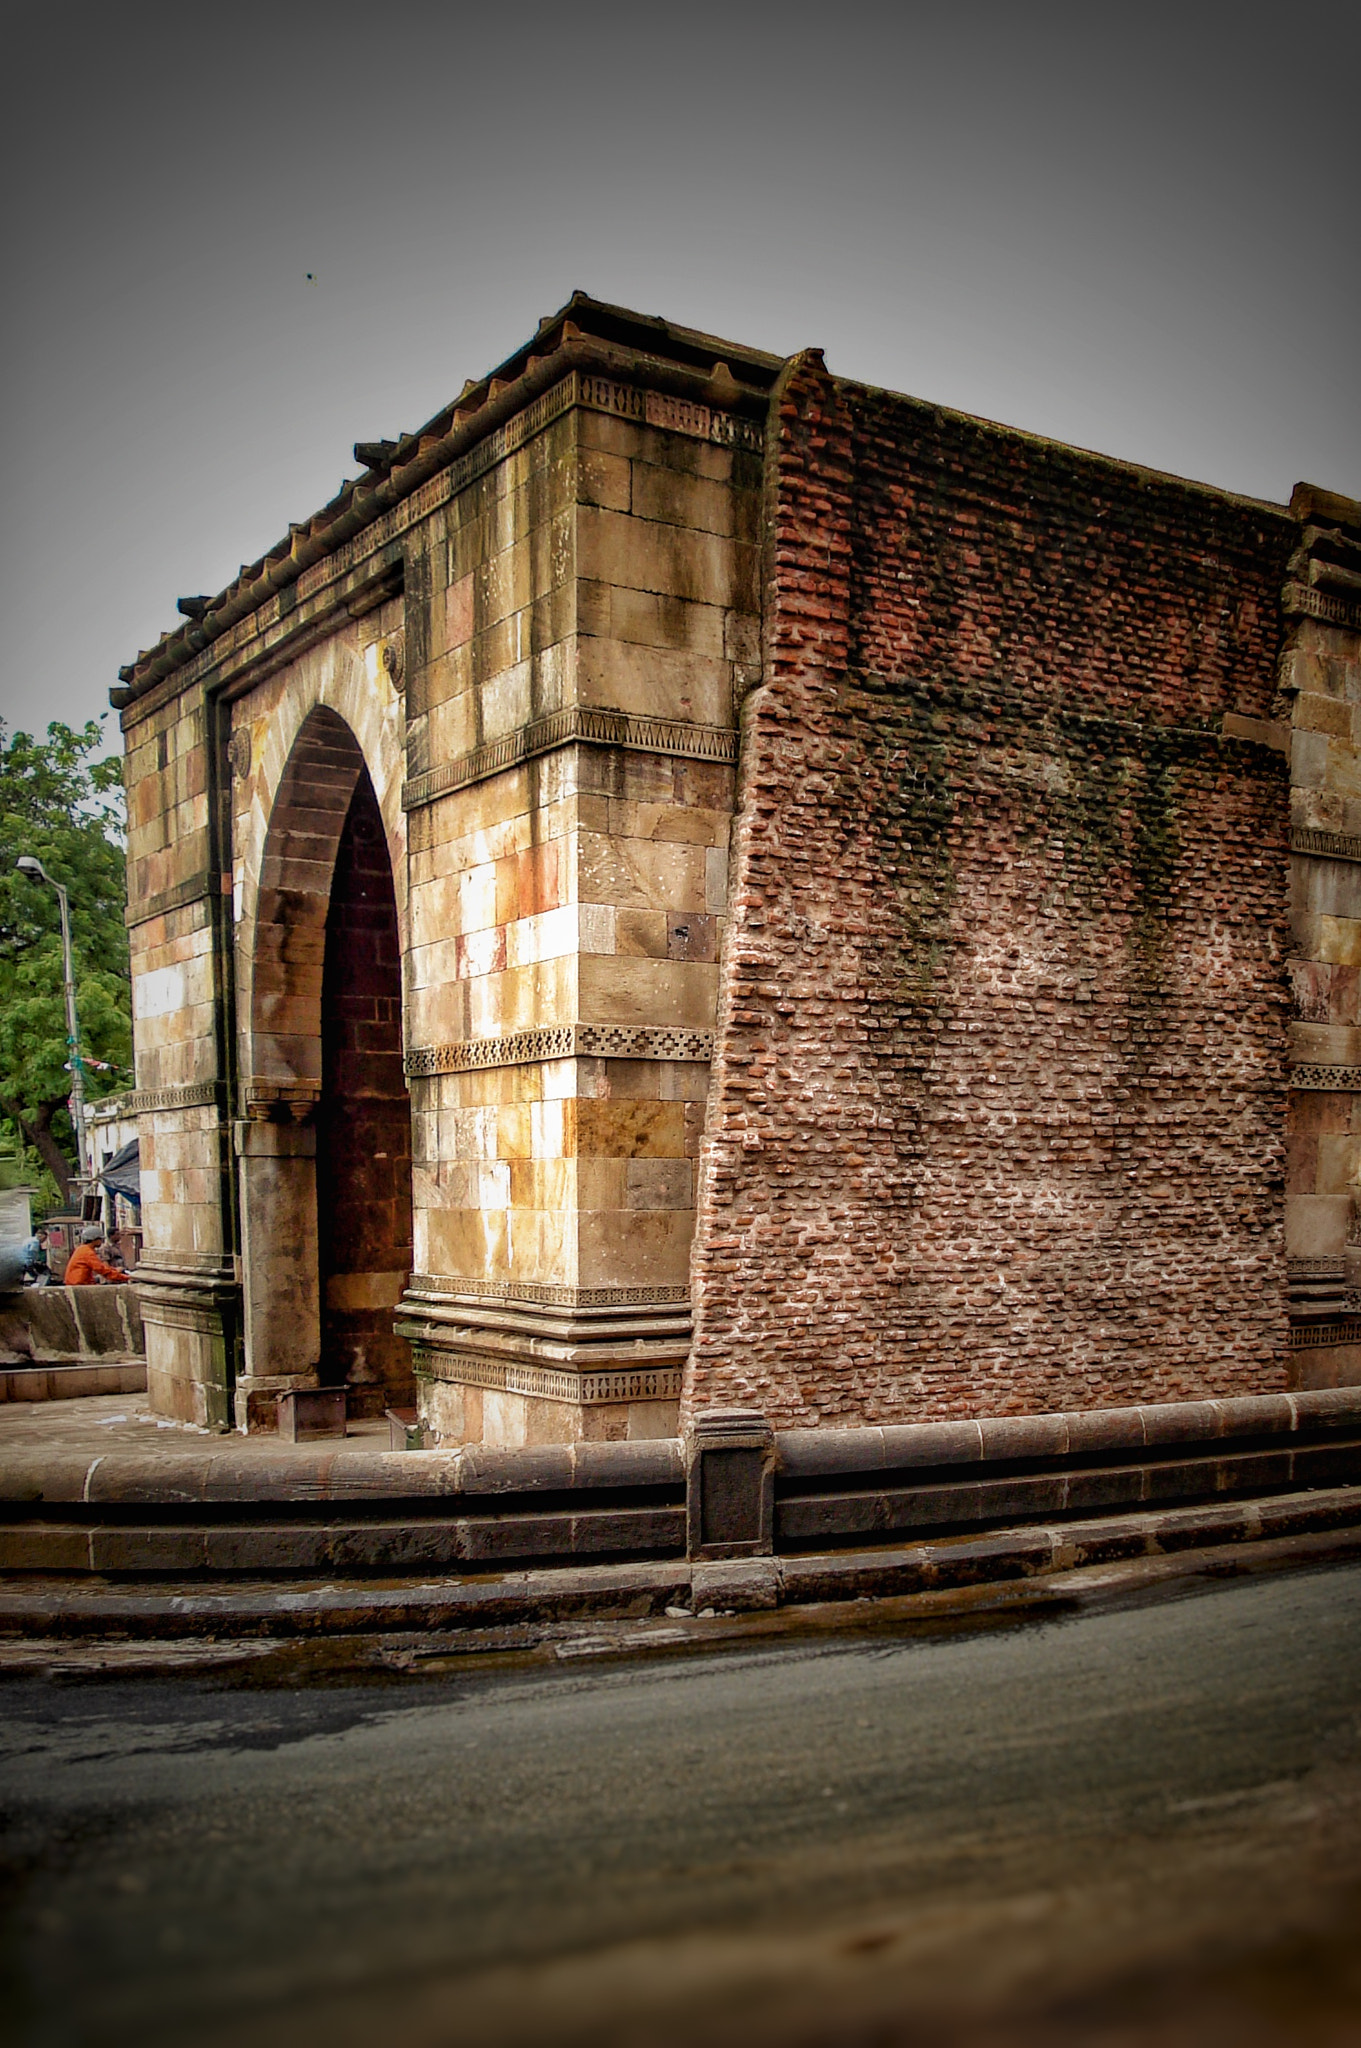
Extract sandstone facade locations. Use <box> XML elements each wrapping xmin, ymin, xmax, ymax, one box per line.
<box><xmin>111</xmin><ymin>296</ymin><xmax>1361</xmax><ymax>1439</ymax></box>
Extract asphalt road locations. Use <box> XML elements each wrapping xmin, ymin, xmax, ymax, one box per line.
<box><xmin>3</xmin><ymin>1562</ymin><xmax>1361</xmax><ymax>2048</ymax></box>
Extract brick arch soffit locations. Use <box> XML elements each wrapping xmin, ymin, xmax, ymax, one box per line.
<box><xmin>248</xmin><ymin>705</ymin><xmax>401</xmax><ymax>1085</ymax></box>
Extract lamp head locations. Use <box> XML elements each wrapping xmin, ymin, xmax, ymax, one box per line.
<box><xmin>15</xmin><ymin>856</ymin><xmax>49</xmax><ymax>884</ymax></box>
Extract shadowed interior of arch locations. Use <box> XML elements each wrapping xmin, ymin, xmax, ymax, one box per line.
<box><xmin>316</xmin><ymin>766</ymin><xmax>414</xmax><ymax>1408</ymax></box>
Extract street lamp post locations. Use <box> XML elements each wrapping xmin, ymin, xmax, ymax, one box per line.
<box><xmin>16</xmin><ymin>856</ymin><xmax>90</xmax><ymax>1199</ymax></box>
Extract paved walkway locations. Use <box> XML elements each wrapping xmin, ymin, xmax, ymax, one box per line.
<box><xmin>0</xmin><ymin>1390</ymin><xmax>391</xmax><ymax>1460</ymax></box>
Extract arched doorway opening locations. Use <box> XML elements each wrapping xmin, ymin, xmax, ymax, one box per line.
<box><xmin>316</xmin><ymin>767</ymin><xmax>413</xmax><ymax>1413</ymax></box>
<box><xmin>236</xmin><ymin>705</ymin><xmax>413</xmax><ymax>1429</ymax></box>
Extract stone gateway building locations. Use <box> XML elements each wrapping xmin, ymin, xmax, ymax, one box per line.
<box><xmin>112</xmin><ymin>295</ymin><xmax>1361</xmax><ymax>1441</ymax></box>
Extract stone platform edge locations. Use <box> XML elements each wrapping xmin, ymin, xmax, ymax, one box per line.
<box><xmin>2</xmin><ymin>1388</ymin><xmax>1359</xmax><ymax>1507</ymax></box>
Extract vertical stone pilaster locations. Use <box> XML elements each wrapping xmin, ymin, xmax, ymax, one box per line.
<box><xmin>1282</xmin><ymin>485</ymin><xmax>1361</xmax><ymax>1389</ymax></box>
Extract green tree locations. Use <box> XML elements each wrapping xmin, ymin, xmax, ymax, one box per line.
<box><xmin>0</xmin><ymin>719</ymin><xmax>132</xmax><ymax>1202</ymax></box>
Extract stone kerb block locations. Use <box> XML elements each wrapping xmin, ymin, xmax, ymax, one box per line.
<box><xmin>685</xmin><ymin>1407</ymin><xmax>774</xmax><ymax>1559</ymax></box>
<box><xmin>277</xmin><ymin>1389</ymin><xmax>348</xmax><ymax>1442</ymax></box>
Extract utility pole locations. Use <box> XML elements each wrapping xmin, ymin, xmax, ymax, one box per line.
<box><xmin>15</xmin><ymin>856</ymin><xmax>90</xmax><ymax>1200</ymax></box>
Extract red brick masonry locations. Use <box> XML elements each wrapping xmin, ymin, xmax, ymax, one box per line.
<box><xmin>690</xmin><ymin>353</ymin><xmax>1296</xmax><ymax>1425</ymax></box>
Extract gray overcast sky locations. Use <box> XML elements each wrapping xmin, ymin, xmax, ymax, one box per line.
<box><xmin>2</xmin><ymin>0</ymin><xmax>1357</xmax><ymax>747</ymax></box>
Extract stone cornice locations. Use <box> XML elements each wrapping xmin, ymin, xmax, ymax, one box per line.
<box><xmin>402</xmin><ymin>706</ymin><xmax>738</xmax><ymax>809</ymax></box>
<box><xmin>114</xmin><ymin>346</ymin><xmax>767</xmax><ymax>712</ymax></box>
<box><xmin>405</xmin><ymin>1025</ymin><xmax>714</xmax><ymax>1077</ymax></box>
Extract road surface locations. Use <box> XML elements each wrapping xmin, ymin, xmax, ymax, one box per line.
<box><xmin>2</xmin><ymin>1560</ymin><xmax>1360</xmax><ymax>2046</ymax></box>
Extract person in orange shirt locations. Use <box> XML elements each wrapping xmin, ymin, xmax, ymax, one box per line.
<box><xmin>64</xmin><ymin>1227</ymin><xmax>129</xmax><ymax>1286</ymax></box>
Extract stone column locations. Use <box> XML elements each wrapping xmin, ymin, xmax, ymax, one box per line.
<box><xmin>233</xmin><ymin>1093</ymin><xmax>321</xmax><ymax>1429</ymax></box>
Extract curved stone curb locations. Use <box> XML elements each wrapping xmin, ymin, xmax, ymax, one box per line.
<box><xmin>3</xmin><ymin>1483</ymin><xmax>1359</xmax><ymax>1642</ymax></box>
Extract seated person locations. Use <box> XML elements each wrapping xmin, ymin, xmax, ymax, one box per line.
<box><xmin>64</xmin><ymin>1225</ymin><xmax>129</xmax><ymax>1286</ymax></box>
<box><xmin>20</xmin><ymin>1228</ymin><xmax>50</xmax><ymax>1287</ymax></box>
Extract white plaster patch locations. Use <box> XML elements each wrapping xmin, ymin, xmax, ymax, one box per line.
<box><xmin>133</xmin><ymin>965</ymin><xmax>186</xmax><ymax>1020</ymax></box>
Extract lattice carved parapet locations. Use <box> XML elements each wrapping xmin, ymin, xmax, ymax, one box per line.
<box><xmin>244</xmin><ymin>1079</ymin><xmax>322</xmax><ymax>1124</ymax></box>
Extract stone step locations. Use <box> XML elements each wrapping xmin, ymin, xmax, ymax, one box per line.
<box><xmin>0</xmin><ymin>1360</ymin><xmax>146</xmax><ymax>1403</ymax></box>
<box><xmin>2</xmin><ymin>1487</ymin><xmax>1359</xmax><ymax>1645</ymax></box>
<box><xmin>0</xmin><ymin>1500</ymin><xmax>685</xmax><ymax>1576</ymax></box>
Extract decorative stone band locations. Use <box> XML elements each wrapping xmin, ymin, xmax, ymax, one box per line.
<box><xmin>1289</xmin><ymin>1319</ymin><xmax>1361</xmax><ymax>1349</ymax></box>
<box><xmin>1291</xmin><ymin>826</ymin><xmax>1361</xmax><ymax>863</ymax></box>
<box><xmin>410</xmin><ymin>1344</ymin><xmax>684</xmax><ymax>1406</ymax></box>
<box><xmin>402</xmin><ymin>706</ymin><xmax>738</xmax><ymax>811</ymax></box>
<box><xmin>125</xmin><ymin>1080</ymin><xmax>221</xmax><ymax>1115</ymax></box>
<box><xmin>405</xmin><ymin>1025</ymin><xmax>714</xmax><ymax>1078</ymax></box>
<box><xmin>1282</xmin><ymin>580</ymin><xmax>1361</xmax><ymax>633</ymax></box>
<box><xmin>1290</xmin><ymin>1064</ymin><xmax>1361</xmax><ymax>1091</ymax></box>
<box><xmin>408</xmin><ymin>1274</ymin><xmax>691</xmax><ymax>1308</ymax></box>
<box><xmin>1289</xmin><ymin>1257</ymin><xmax>1347</xmax><ymax>1278</ymax></box>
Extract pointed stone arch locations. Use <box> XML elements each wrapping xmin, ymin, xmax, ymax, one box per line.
<box><xmin>234</xmin><ymin>703</ymin><xmax>412</xmax><ymax>1427</ymax></box>
<box><xmin>250</xmin><ymin>706</ymin><xmax>366</xmax><ymax>1102</ymax></box>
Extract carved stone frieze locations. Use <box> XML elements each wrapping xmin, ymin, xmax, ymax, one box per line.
<box><xmin>407</xmin><ymin>1273</ymin><xmax>691</xmax><ymax>1308</ymax></box>
<box><xmin>126</xmin><ymin>1080</ymin><xmax>220</xmax><ymax>1114</ymax></box>
<box><xmin>405</xmin><ymin>1025</ymin><xmax>714</xmax><ymax>1078</ymax></box>
<box><xmin>1281</xmin><ymin>580</ymin><xmax>1361</xmax><ymax>633</ymax></box>
<box><xmin>1291</xmin><ymin>827</ymin><xmax>1361</xmax><ymax>863</ymax></box>
<box><xmin>410</xmin><ymin>1343</ymin><xmax>684</xmax><ymax>1405</ymax></box>
<box><xmin>1288</xmin><ymin>1318</ymin><xmax>1361</xmax><ymax>1349</ymax></box>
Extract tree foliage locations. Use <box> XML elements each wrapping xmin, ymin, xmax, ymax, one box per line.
<box><xmin>0</xmin><ymin>720</ymin><xmax>131</xmax><ymax>1201</ymax></box>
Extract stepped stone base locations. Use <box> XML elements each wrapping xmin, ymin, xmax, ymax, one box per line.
<box><xmin>401</xmin><ymin>1288</ymin><xmax>687</xmax><ymax>1446</ymax></box>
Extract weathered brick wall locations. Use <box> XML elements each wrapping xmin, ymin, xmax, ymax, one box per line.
<box><xmin>689</xmin><ymin>354</ymin><xmax>1296</xmax><ymax>1424</ymax></box>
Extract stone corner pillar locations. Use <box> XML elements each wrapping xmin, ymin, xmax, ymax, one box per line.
<box><xmin>1282</xmin><ymin>483</ymin><xmax>1361</xmax><ymax>1390</ymax></box>
<box><xmin>685</xmin><ymin>1407</ymin><xmax>775</xmax><ymax>1560</ymax></box>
